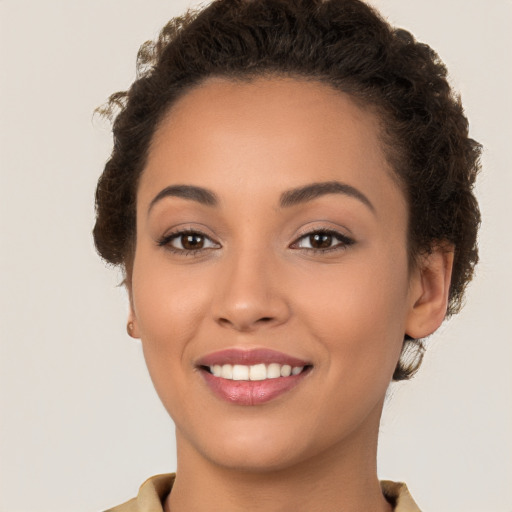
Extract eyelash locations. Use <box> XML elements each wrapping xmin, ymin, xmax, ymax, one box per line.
<box><xmin>157</xmin><ymin>229</ymin><xmax>219</xmax><ymax>257</ymax></box>
<box><xmin>157</xmin><ymin>228</ymin><xmax>355</xmax><ymax>256</ymax></box>
<box><xmin>290</xmin><ymin>229</ymin><xmax>355</xmax><ymax>253</ymax></box>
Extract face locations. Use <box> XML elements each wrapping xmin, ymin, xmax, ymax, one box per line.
<box><xmin>129</xmin><ymin>77</ymin><xmax>422</xmax><ymax>472</ymax></box>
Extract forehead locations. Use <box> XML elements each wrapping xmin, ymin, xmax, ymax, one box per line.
<box><xmin>140</xmin><ymin>77</ymin><xmax>405</xmax><ymax>216</ymax></box>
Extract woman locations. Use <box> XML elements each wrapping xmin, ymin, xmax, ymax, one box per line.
<box><xmin>94</xmin><ymin>0</ymin><xmax>481</xmax><ymax>510</ymax></box>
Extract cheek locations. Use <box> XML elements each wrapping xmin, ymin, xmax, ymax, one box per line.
<box><xmin>281</xmin><ymin>256</ymin><xmax>409</xmax><ymax>441</ymax></box>
<box><xmin>130</xmin><ymin>260</ymin><xmax>219</xmax><ymax>427</ymax></box>
<box><xmin>132</xmin><ymin>250</ymin><xmax>209</xmax><ymax>334</ymax></box>
<box><xmin>130</xmin><ymin>251</ymin><xmax>215</xmax><ymax>388</ymax></box>
<box><xmin>292</xmin><ymin>253</ymin><xmax>409</xmax><ymax>378</ymax></box>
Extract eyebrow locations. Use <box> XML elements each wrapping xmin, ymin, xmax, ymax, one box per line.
<box><xmin>148</xmin><ymin>184</ymin><xmax>218</xmax><ymax>214</ymax></box>
<box><xmin>279</xmin><ymin>181</ymin><xmax>375</xmax><ymax>213</ymax></box>
<box><xmin>148</xmin><ymin>180</ymin><xmax>375</xmax><ymax>214</ymax></box>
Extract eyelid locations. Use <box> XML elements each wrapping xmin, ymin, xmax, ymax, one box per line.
<box><xmin>157</xmin><ymin>227</ymin><xmax>221</xmax><ymax>255</ymax></box>
<box><xmin>290</xmin><ymin>227</ymin><xmax>355</xmax><ymax>252</ymax></box>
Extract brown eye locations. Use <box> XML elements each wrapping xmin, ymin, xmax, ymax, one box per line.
<box><xmin>292</xmin><ymin>229</ymin><xmax>355</xmax><ymax>252</ymax></box>
<box><xmin>309</xmin><ymin>233</ymin><xmax>333</xmax><ymax>249</ymax></box>
<box><xmin>180</xmin><ymin>233</ymin><xmax>205</xmax><ymax>250</ymax></box>
<box><xmin>158</xmin><ymin>230</ymin><xmax>220</xmax><ymax>253</ymax></box>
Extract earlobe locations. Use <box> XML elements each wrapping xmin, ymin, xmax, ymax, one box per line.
<box><xmin>126</xmin><ymin>290</ymin><xmax>141</xmax><ymax>339</ymax></box>
<box><xmin>126</xmin><ymin>319</ymin><xmax>140</xmax><ymax>338</ymax></box>
<box><xmin>405</xmin><ymin>246</ymin><xmax>454</xmax><ymax>339</ymax></box>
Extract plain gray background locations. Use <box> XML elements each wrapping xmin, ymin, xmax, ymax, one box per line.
<box><xmin>1</xmin><ymin>1</ymin><xmax>511</xmax><ymax>511</ymax></box>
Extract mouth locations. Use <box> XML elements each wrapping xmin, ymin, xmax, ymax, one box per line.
<box><xmin>196</xmin><ymin>348</ymin><xmax>313</xmax><ymax>405</ymax></box>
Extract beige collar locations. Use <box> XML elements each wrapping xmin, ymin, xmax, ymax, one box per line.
<box><xmin>105</xmin><ymin>473</ymin><xmax>421</xmax><ymax>512</ymax></box>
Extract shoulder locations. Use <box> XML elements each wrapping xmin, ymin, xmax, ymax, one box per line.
<box><xmin>103</xmin><ymin>474</ymin><xmax>175</xmax><ymax>512</ymax></box>
<box><xmin>381</xmin><ymin>480</ymin><xmax>422</xmax><ymax>512</ymax></box>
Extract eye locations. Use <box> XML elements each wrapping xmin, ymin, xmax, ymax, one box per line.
<box><xmin>158</xmin><ymin>230</ymin><xmax>220</xmax><ymax>254</ymax></box>
<box><xmin>291</xmin><ymin>229</ymin><xmax>354</xmax><ymax>252</ymax></box>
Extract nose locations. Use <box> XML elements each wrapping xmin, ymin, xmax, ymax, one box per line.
<box><xmin>212</xmin><ymin>249</ymin><xmax>291</xmax><ymax>333</ymax></box>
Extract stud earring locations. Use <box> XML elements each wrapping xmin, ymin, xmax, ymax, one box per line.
<box><xmin>127</xmin><ymin>321</ymin><xmax>135</xmax><ymax>337</ymax></box>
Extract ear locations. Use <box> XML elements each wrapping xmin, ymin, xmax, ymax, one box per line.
<box><xmin>405</xmin><ymin>245</ymin><xmax>454</xmax><ymax>339</ymax></box>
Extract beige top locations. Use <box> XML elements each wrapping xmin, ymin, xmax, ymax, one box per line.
<box><xmin>104</xmin><ymin>474</ymin><xmax>421</xmax><ymax>512</ymax></box>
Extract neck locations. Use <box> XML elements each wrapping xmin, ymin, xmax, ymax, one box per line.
<box><xmin>165</xmin><ymin>403</ymin><xmax>392</xmax><ymax>512</ymax></box>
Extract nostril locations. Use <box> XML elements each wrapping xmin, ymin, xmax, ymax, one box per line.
<box><xmin>216</xmin><ymin>315</ymin><xmax>276</xmax><ymax>331</ymax></box>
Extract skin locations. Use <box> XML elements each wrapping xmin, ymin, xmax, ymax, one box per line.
<box><xmin>128</xmin><ymin>77</ymin><xmax>453</xmax><ymax>512</ymax></box>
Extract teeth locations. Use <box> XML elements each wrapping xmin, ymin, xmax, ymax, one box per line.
<box><xmin>221</xmin><ymin>364</ymin><xmax>233</xmax><ymax>379</ymax></box>
<box><xmin>208</xmin><ymin>363</ymin><xmax>305</xmax><ymax>381</ymax></box>
<box><xmin>267</xmin><ymin>363</ymin><xmax>281</xmax><ymax>379</ymax></box>
<box><xmin>249</xmin><ymin>363</ymin><xmax>266</xmax><ymax>381</ymax></box>
<box><xmin>280</xmin><ymin>364</ymin><xmax>292</xmax><ymax>377</ymax></box>
<box><xmin>232</xmin><ymin>364</ymin><xmax>249</xmax><ymax>381</ymax></box>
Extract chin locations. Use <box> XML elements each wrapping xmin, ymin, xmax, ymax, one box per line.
<box><xmin>179</xmin><ymin>417</ymin><xmax>317</xmax><ymax>474</ymax></box>
<box><xmin>187</xmin><ymin>412</ymin><xmax>355</xmax><ymax>477</ymax></box>
<box><xmin>205</xmin><ymin>441</ymin><xmax>309</xmax><ymax>474</ymax></box>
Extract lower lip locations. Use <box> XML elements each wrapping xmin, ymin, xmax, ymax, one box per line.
<box><xmin>200</xmin><ymin>368</ymin><xmax>311</xmax><ymax>405</ymax></box>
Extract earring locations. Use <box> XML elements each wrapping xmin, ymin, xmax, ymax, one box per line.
<box><xmin>127</xmin><ymin>321</ymin><xmax>135</xmax><ymax>337</ymax></box>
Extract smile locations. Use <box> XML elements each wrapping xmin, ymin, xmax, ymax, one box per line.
<box><xmin>196</xmin><ymin>348</ymin><xmax>312</xmax><ymax>405</ymax></box>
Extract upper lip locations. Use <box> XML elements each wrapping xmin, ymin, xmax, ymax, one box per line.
<box><xmin>196</xmin><ymin>348</ymin><xmax>311</xmax><ymax>367</ymax></box>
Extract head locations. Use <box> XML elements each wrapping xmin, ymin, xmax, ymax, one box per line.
<box><xmin>94</xmin><ymin>0</ymin><xmax>480</xmax><ymax>381</ymax></box>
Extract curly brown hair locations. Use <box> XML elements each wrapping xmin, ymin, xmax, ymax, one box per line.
<box><xmin>94</xmin><ymin>0</ymin><xmax>481</xmax><ymax>380</ymax></box>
